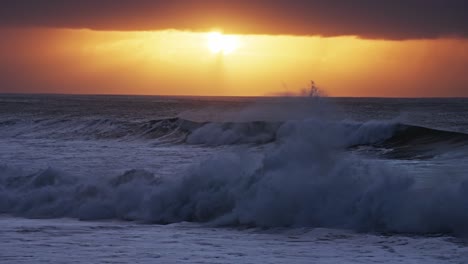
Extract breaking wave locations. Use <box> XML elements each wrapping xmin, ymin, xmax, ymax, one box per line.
<box><xmin>1</xmin><ymin>118</ymin><xmax>468</xmax><ymax>236</ymax></box>
<box><xmin>2</xmin><ymin>116</ymin><xmax>468</xmax><ymax>157</ymax></box>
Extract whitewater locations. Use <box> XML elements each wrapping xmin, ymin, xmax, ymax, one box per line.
<box><xmin>1</xmin><ymin>94</ymin><xmax>468</xmax><ymax>263</ymax></box>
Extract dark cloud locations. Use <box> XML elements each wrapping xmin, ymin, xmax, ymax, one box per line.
<box><xmin>0</xmin><ymin>0</ymin><xmax>467</xmax><ymax>39</ymax></box>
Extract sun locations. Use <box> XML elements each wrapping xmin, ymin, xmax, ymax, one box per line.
<box><xmin>206</xmin><ymin>32</ymin><xmax>240</xmax><ymax>54</ymax></box>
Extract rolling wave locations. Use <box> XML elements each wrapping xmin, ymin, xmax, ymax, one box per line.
<box><xmin>1</xmin><ymin>116</ymin><xmax>468</xmax><ymax>157</ymax></box>
<box><xmin>372</xmin><ymin>125</ymin><xmax>468</xmax><ymax>159</ymax></box>
<box><xmin>0</xmin><ymin>117</ymin><xmax>199</xmax><ymax>142</ymax></box>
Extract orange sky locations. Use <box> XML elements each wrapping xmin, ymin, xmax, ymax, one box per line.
<box><xmin>0</xmin><ymin>28</ymin><xmax>467</xmax><ymax>97</ymax></box>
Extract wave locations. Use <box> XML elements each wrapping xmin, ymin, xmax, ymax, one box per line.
<box><xmin>1</xmin><ymin>118</ymin><xmax>468</xmax><ymax>236</ymax></box>
<box><xmin>0</xmin><ymin>117</ymin><xmax>199</xmax><ymax>143</ymax></box>
<box><xmin>0</xmin><ymin>116</ymin><xmax>285</xmax><ymax>145</ymax></box>
<box><xmin>2</xmin><ymin>116</ymin><xmax>468</xmax><ymax>158</ymax></box>
<box><xmin>371</xmin><ymin>124</ymin><xmax>468</xmax><ymax>159</ymax></box>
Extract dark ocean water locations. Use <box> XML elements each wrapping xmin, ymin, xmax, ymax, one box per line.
<box><xmin>1</xmin><ymin>94</ymin><xmax>468</xmax><ymax>263</ymax></box>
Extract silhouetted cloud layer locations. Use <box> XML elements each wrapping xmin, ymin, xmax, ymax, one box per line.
<box><xmin>1</xmin><ymin>0</ymin><xmax>466</xmax><ymax>39</ymax></box>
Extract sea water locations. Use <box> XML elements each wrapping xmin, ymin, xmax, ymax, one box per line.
<box><xmin>1</xmin><ymin>94</ymin><xmax>467</xmax><ymax>263</ymax></box>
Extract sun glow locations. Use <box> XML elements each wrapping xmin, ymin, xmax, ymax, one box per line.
<box><xmin>7</xmin><ymin>28</ymin><xmax>466</xmax><ymax>97</ymax></box>
<box><xmin>207</xmin><ymin>32</ymin><xmax>240</xmax><ymax>54</ymax></box>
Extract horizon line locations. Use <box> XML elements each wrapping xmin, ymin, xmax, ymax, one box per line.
<box><xmin>1</xmin><ymin>92</ymin><xmax>467</xmax><ymax>100</ymax></box>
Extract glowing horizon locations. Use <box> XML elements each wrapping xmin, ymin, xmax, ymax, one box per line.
<box><xmin>0</xmin><ymin>28</ymin><xmax>467</xmax><ymax>97</ymax></box>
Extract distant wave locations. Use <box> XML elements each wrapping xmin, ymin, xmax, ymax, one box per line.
<box><xmin>369</xmin><ymin>124</ymin><xmax>468</xmax><ymax>159</ymax></box>
<box><xmin>2</xmin><ymin>117</ymin><xmax>468</xmax><ymax>158</ymax></box>
<box><xmin>0</xmin><ymin>117</ymin><xmax>199</xmax><ymax>143</ymax></box>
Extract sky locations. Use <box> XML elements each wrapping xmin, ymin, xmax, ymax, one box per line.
<box><xmin>0</xmin><ymin>0</ymin><xmax>467</xmax><ymax>97</ymax></box>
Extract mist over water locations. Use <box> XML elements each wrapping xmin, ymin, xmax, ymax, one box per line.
<box><xmin>1</xmin><ymin>95</ymin><xmax>468</xmax><ymax>237</ymax></box>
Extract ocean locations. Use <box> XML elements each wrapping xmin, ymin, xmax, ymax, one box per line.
<box><xmin>0</xmin><ymin>94</ymin><xmax>467</xmax><ymax>263</ymax></box>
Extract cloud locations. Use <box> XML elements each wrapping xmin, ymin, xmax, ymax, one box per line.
<box><xmin>0</xmin><ymin>0</ymin><xmax>466</xmax><ymax>39</ymax></box>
